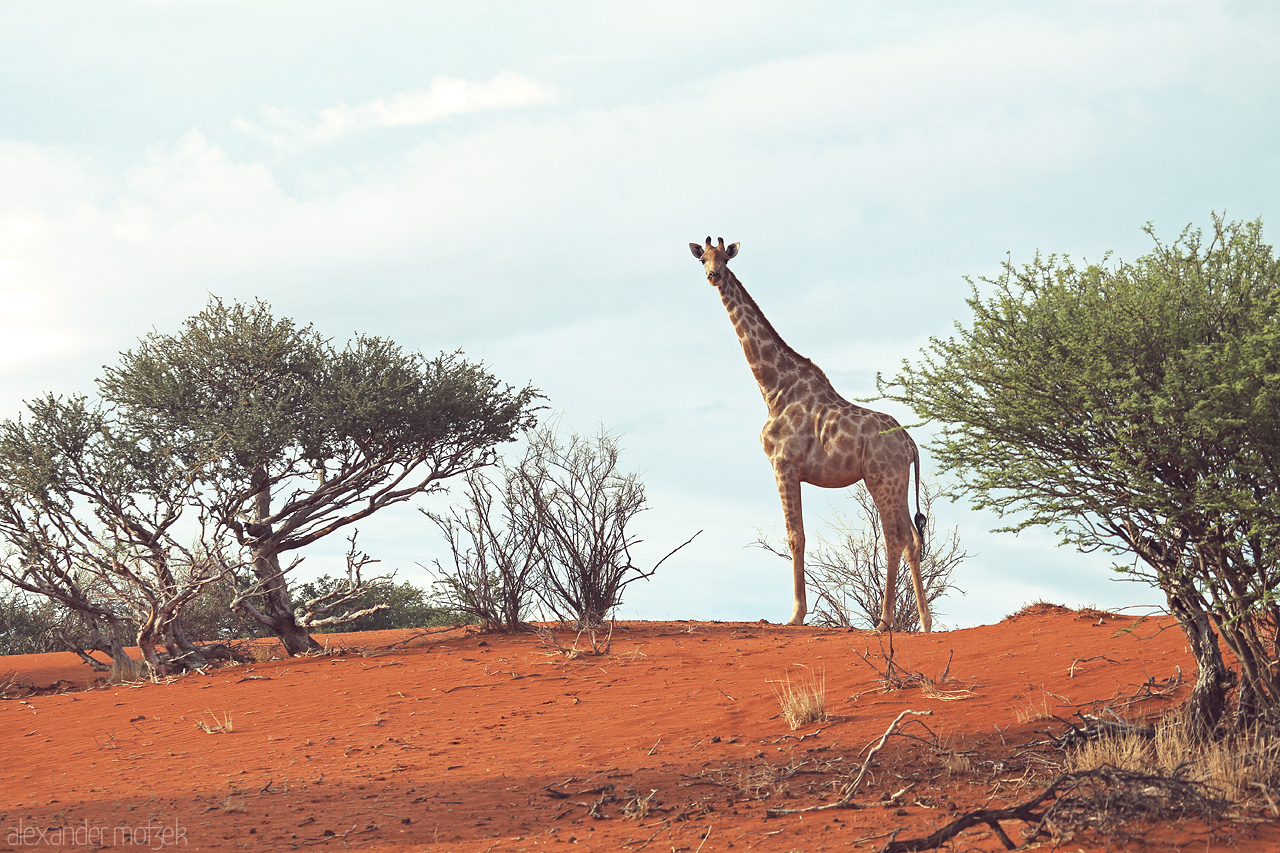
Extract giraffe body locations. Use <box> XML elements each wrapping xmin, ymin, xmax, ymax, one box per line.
<box><xmin>690</xmin><ymin>237</ymin><xmax>930</xmax><ymax>632</ymax></box>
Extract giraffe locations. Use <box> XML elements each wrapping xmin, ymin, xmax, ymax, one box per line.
<box><xmin>689</xmin><ymin>236</ymin><xmax>931</xmax><ymax>632</ymax></box>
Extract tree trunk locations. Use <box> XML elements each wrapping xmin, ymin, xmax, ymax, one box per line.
<box><xmin>1234</xmin><ymin>674</ymin><xmax>1261</xmax><ymax>729</ymax></box>
<box><xmin>100</xmin><ymin>618</ymin><xmax>142</xmax><ymax>683</ymax></box>
<box><xmin>242</xmin><ymin>464</ymin><xmax>320</xmax><ymax>657</ymax></box>
<box><xmin>136</xmin><ymin>612</ymin><xmax>169</xmax><ymax>677</ymax></box>
<box><xmin>247</xmin><ymin>542</ymin><xmax>320</xmax><ymax>656</ymax></box>
<box><xmin>1167</xmin><ymin>591</ymin><xmax>1233</xmax><ymax>735</ymax></box>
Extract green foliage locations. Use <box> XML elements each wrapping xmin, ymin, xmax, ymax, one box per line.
<box><xmin>881</xmin><ymin>214</ymin><xmax>1280</xmax><ymax>722</ymax></box>
<box><xmin>99</xmin><ymin>298</ymin><xmax>540</xmax><ymax>484</ymax></box>
<box><xmin>0</xmin><ymin>586</ymin><xmax>67</xmax><ymax>656</ymax></box>
<box><xmin>291</xmin><ymin>575</ymin><xmax>462</xmax><ymax>633</ymax></box>
<box><xmin>98</xmin><ymin>299</ymin><xmax>327</xmax><ymax>476</ymax></box>
<box><xmin>176</xmin><ymin>577</ymin><xmax>273</xmax><ymax>642</ymax></box>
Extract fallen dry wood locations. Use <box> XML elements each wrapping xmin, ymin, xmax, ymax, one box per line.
<box><xmin>766</xmin><ymin>709</ymin><xmax>933</xmax><ymax>817</ymax></box>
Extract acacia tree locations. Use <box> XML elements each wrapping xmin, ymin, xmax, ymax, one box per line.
<box><xmin>96</xmin><ymin>297</ymin><xmax>540</xmax><ymax>656</ymax></box>
<box><xmin>0</xmin><ymin>394</ymin><xmax>238</xmax><ymax>675</ymax></box>
<box><xmin>880</xmin><ymin>215</ymin><xmax>1280</xmax><ymax>728</ymax></box>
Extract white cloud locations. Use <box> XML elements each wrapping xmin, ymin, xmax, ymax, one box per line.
<box><xmin>0</xmin><ymin>328</ymin><xmax>67</xmax><ymax>367</ymax></box>
<box><xmin>232</xmin><ymin>73</ymin><xmax>556</xmax><ymax>151</ymax></box>
<box><xmin>0</xmin><ymin>286</ymin><xmax>66</xmax><ymax>368</ymax></box>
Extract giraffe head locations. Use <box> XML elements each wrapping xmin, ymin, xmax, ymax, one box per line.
<box><xmin>689</xmin><ymin>236</ymin><xmax>740</xmax><ymax>285</ymax></box>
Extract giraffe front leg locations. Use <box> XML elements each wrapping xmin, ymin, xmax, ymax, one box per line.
<box><xmin>773</xmin><ymin>468</ymin><xmax>807</xmax><ymax>626</ymax></box>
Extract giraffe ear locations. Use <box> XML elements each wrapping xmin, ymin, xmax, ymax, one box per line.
<box><xmin>689</xmin><ymin>242</ymin><xmax>706</xmax><ymax>260</ymax></box>
<box><xmin>725</xmin><ymin>242</ymin><xmax>740</xmax><ymax>260</ymax></box>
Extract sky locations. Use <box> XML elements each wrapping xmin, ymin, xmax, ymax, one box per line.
<box><xmin>2</xmin><ymin>1</ymin><xmax>1278</xmax><ymax>628</ymax></box>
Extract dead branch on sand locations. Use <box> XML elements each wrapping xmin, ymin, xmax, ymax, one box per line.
<box><xmin>766</xmin><ymin>709</ymin><xmax>933</xmax><ymax>817</ymax></box>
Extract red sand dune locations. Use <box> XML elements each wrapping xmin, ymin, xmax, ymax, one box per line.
<box><xmin>2</xmin><ymin>605</ymin><xmax>1277</xmax><ymax>852</ymax></box>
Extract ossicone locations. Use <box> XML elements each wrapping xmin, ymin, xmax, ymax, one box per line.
<box><xmin>689</xmin><ymin>235</ymin><xmax>741</xmax><ymax>261</ymax></box>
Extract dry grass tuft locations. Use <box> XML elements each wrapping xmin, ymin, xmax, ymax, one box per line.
<box><xmin>1014</xmin><ymin>686</ymin><xmax>1069</xmax><ymax>723</ymax></box>
<box><xmin>196</xmin><ymin>710</ymin><xmax>235</xmax><ymax>734</ymax></box>
<box><xmin>772</xmin><ymin>666</ymin><xmax>827</xmax><ymax>730</ymax></box>
<box><xmin>1068</xmin><ymin>708</ymin><xmax>1280</xmax><ymax>806</ymax></box>
<box><xmin>1015</xmin><ymin>695</ymin><xmax>1052</xmax><ymax>724</ymax></box>
<box><xmin>535</xmin><ymin>621</ymin><xmax>613</xmax><ymax>659</ymax></box>
<box><xmin>220</xmin><ymin>792</ymin><xmax>247</xmax><ymax>813</ymax></box>
<box><xmin>941</xmin><ymin>750</ymin><xmax>972</xmax><ymax>775</ymax></box>
<box><xmin>935</xmin><ymin>734</ymin><xmax>974</xmax><ymax>776</ymax></box>
<box><xmin>0</xmin><ymin>670</ymin><xmax>26</xmax><ymax>699</ymax></box>
<box><xmin>247</xmin><ymin>644</ymin><xmax>280</xmax><ymax>664</ymax></box>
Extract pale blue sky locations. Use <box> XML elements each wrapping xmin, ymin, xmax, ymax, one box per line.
<box><xmin>3</xmin><ymin>1</ymin><xmax>1277</xmax><ymax>626</ymax></box>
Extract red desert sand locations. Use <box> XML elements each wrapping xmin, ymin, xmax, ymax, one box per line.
<box><xmin>3</xmin><ymin>605</ymin><xmax>1278</xmax><ymax>852</ymax></box>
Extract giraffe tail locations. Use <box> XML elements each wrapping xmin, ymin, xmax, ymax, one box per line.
<box><xmin>912</xmin><ymin>444</ymin><xmax>927</xmax><ymax>552</ymax></box>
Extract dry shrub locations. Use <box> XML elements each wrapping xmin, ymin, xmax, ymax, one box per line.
<box><xmin>854</xmin><ymin>637</ymin><xmax>974</xmax><ymax>702</ymax></box>
<box><xmin>1005</xmin><ymin>600</ymin><xmax>1072</xmax><ymax>621</ymax></box>
<box><xmin>227</xmin><ymin>639</ymin><xmax>281</xmax><ymax>664</ymax></box>
<box><xmin>622</xmin><ymin>789</ymin><xmax>661</xmax><ymax>820</ymax></box>
<box><xmin>429</xmin><ymin>427</ymin><xmax>698</xmax><ymax>631</ymax></box>
<box><xmin>1068</xmin><ymin>708</ymin><xmax>1280</xmax><ymax>806</ymax></box>
<box><xmin>772</xmin><ymin>667</ymin><xmax>827</xmax><ymax>730</ymax></box>
<box><xmin>919</xmin><ymin>673</ymin><xmax>976</xmax><ymax>701</ymax></box>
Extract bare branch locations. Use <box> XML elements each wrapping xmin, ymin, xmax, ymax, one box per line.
<box><xmin>766</xmin><ymin>709</ymin><xmax>933</xmax><ymax>817</ymax></box>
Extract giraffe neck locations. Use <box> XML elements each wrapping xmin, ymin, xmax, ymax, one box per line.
<box><xmin>717</xmin><ymin>269</ymin><xmax>834</xmax><ymax>410</ymax></box>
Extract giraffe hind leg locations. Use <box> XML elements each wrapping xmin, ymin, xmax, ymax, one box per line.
<box><xmin>877</xmin><ymin>551</ymin><xmax>899</xmax><ymax>632</ymax></box>
<box><xmin>905</xmin><ymin>521</ymin><xmax>931</xmax><ymax>633</ymax></box>
<box><xmin>870</xmin><ymin>481</ymin><xmax>917</xmax><ymax>632</ymax></box>
<box><xmin>879</xmin><ymin>520</ymin><xmax>930</xmax><ymax>632</ymax></box>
